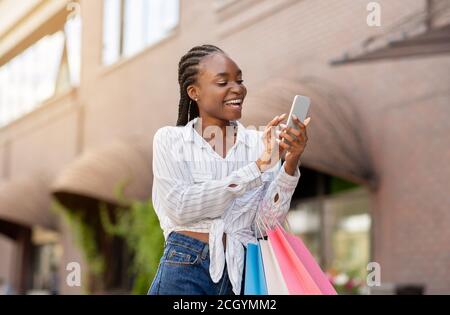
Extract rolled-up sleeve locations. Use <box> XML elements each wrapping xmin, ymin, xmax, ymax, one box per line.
<box><xmin>152</xmin><ymin>127</ymin><xmax>264</xmax><ymax>225</ymax></box>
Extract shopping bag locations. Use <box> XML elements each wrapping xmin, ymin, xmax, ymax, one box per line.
<box><xmin>281</xmin><ymin>228</ymin><xmax>337</xmax><ymax>295</ymax></box>
<box><xmin>267</xmin><ymin>226</ymin><xmax>322</xmax><ymax>294</ymax></box>
<box><xmin>259</xmin><ymin>239</ymin><xmax>290</xmax><ymax>295</ymax></box>
<box><xmin>244</xmin><ymin>242</ymin><xmax>268</xmax><ymax>295</ymax></box>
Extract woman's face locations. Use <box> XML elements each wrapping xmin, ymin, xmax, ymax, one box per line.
<box><xmin>187</xmin><ymin>53</ymin><xmax>247</xmax><ymax>123</ymax></box>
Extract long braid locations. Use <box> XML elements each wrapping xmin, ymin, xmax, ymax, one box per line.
<box><xmin>176</xmin><ymin>45</ymin><xmax>224</xmax><ymax>126</ymax></box>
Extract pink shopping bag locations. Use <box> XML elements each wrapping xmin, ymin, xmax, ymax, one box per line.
<box><xmin>281</xmin><ymin>227</ymin><xmax>337</xmax><ymax>295</ymax></box>
<box><xmin>267</xmin><ymin>226</ymin><xmax>322</xmax><ymax>295</ymax></box>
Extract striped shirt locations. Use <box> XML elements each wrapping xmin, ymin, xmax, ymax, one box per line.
<box><xmin>151</xmin><ymin>117</ymin><xmax>300</xmax><ymax>294</ymax></box>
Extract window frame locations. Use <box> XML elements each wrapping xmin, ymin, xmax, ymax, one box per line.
<box><xmin>101</xmin><ymin>0</ymin><xmax>180</xmax><ymax>67</ymax></box>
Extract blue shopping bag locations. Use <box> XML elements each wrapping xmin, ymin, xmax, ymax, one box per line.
<box><xmin>244</xmin><ymin>242</ymin><xmax>268</xmax><ymax>295</ymax></box>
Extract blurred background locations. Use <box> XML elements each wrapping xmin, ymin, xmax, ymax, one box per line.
<box><xmin>0</xmin><ymin>0</ymin><xmax>449</xmax><ymax>295</ymax></box>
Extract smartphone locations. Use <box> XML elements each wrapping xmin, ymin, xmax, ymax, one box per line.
<box><xmin>286</xmin><ymin>95</ymin><xmax>310</xmax><ymax>131</ymax></box>
<box><xmin>280</xmin><ymin>95</ymin><xmax>311</xmax><ymax>148</ymax></box>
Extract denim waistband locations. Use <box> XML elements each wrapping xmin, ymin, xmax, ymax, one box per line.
<box><xmin>166</xmin><ymin>231</ymin><xmax>209</xmax><ymax>260</ymax></box>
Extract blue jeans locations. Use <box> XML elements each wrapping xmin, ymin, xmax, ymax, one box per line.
<box><xmin>148</xmin><ymin>231</ymin><xmax>245</xmax><ymax>295</ymax></box>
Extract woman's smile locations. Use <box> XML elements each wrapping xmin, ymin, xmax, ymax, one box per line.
<box><xmin>224</xmin><ymin>98</ymin><xmax>243</xmax><ymax>112</ymax></box>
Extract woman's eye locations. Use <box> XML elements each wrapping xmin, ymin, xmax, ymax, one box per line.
<box><xmin>218</xmin><ymin>80</ymin><xmax>244</xmax><ymax>86</ymax></box>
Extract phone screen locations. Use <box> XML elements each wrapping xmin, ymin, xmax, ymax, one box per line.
<box><xmin>280</xmin><ymin>95</ymin><xmax>310</xmax><ymax>151</ymax></box>
<box><xmin>286</xmin><ymin>95</ymin><xmax>310</xmax><ymax>130</ymax></box>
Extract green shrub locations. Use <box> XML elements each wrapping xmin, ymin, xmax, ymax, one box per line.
<box><xmin>52</xmin><ymin>179</ymin><xmax>164</xmax><ymax>294</ymax></box>
<box><xmin>99</xmin><ymin>198</ymin><xmax>164</xmax><ymax>294</ymax></box>
<box><xmin>51</xmin><ymin>199</ymin><xmax>105</xmax><ymax>294</ymax></box>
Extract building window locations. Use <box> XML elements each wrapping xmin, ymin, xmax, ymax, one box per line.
<box><xmin>28</xmin><ymin>227</ymin><xmax>62</xmax><ymax>295</ymax></box>
<box><xmin>0</xmin><ymin>14</ymin><xmax>81</xmax><ymax>128</ymax></box>
<box><xmin>326</xmin><ymin>188</ymin><xmax>371</xmax><ymax>294</ymax></box>
<box><xmin>65</xmin><ymin>14</ymin><xmax>82</xmax><ymax>87</ymax></box>
<box><xmin>102</xmin><ymin>0</ymin><xmax>179</xmax><ymax>66</ymax></box>
<box><xmin>287</xmin><ymin>170</ymin><xmax>371</xmax><ymax>294</ymax></box>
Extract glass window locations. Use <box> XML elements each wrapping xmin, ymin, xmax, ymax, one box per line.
<box><xmin>0</xmin><ymin>13</ymin><xmax>81</xmax><ymax>128</ymax></box>
<box><xmin>102</xmin><ymin>0</ymin><xmax>122</xmax><ymax>65</ymax></box>
<box><xmin>102</xmin><ymin>0</ymin><xmax>179</xmax><ymax>65</ymax></box>
<box><xmin>65</xmin><ymin>14</ymin><xmax>82</xmax><ymax>86</ymax></box>
<box><xmin>123</xmin><ymin>0</ymin><xmax>146</xmax><ymax>57</ymax></box>
<box><xmin>326</xmin><ymin>189</ymin><xmax>371</xmax><ymax>294</ymax></box>
<box><xmin>28</xmin><ymin>227</ymin><xmax>62</xmax><ymax>295</ymax></box>
<box><xmin>287</xmin><ymin>200</ymin><xmax>321</xmax><ymax>261</ymax></box>
<box><xmin>0</xmin><ymin>32</ymin><xmax>64</xmax><ymax>128</ymax></box>
<box><xmin>288</xmin><ymin>172</ymin><xmax>371</xmax><ymax>295</ymax></box>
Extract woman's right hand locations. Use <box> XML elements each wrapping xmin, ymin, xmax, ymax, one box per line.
<box><xmin>256</xmin><ymin>113</ymin><xmax>287</xmax><ymax>172</ymax></box>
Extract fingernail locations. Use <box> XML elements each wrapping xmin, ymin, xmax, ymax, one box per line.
<box><xmin>280</xmin><ymin>123</ymin><xmax>287</xmax><ymax>129</ymax></box>
<box><xmin>293</xmin><ymin>114</ymin><xmax>298</xmax><ymax>120</ymax></box>
<box><xmin>304</xmin><ymin>117</ymin><xmax>311</xmax><ymax>125</ymax></box>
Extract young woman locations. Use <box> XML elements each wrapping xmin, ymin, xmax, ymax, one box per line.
<box><xmin>148</xmin><ymin>44</ymin><xmax>310</xmax><ymax>295</ymax></box>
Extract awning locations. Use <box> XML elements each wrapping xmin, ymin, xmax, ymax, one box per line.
<box><xmin>0</xmin><ymin>174</ymin><xmax>57</xmax><ymax>231</ymax></box>
<box><xmin>242</xmin><ymin>75</ymin><xmax>376</xmax><ymax>188</ymax></box>
<box><xmin>51</xmin><ymin>135</ymin><xmax>153</xmax><ymax>211</ymax></box>
<box><xmin>331</xmin><ymin>1</ymin><xmax>450</xmax><ymax>65</ymax></box>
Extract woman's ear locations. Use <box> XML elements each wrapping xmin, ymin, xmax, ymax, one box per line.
<box><xmin>187</xmin><ymin>84</ymin><xmax>199</xmax><ymax>101</ymax></box>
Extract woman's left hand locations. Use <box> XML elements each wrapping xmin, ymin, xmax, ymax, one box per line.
<box><xmin>276</xmin><ymin>115</ymin><xmax>311</xmax><ymax>174</ymax></box>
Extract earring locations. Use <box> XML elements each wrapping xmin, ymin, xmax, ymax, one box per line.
<box><xmin>195</xmin><ymin>98</ymin><xmax>198</xmax><ymax>102</ymax></box>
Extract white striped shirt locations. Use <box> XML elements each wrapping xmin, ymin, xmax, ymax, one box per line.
<box><xmin>151</xmin><ymin>117</ymin><xmax>300</xmax><ymax>294</ymax></box>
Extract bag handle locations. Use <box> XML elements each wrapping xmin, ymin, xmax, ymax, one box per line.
<box><xmin>263</xmin><ymin>207</ymin><xmax>294</xmax><ymax>234</ymax></box>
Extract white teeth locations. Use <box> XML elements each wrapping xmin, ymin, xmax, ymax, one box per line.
<box><xmin>224</xmin><ymin>99</ymin><xmax>242</xmax><ymax>105</ymax></box>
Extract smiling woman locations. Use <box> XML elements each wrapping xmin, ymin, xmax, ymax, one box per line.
<box><xmin>148</xmin><ymin>44</ymin><xmax>308</xmax><ymax>295</ymax></box>
<box><xmin>176</xmin><ymin>45</ymin><xmax>247</xmax><ymax>126</ymax></box>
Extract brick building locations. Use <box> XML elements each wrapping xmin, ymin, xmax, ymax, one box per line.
<box><xmin>0</xmin><ymin>0</ymin><xmax>449</xmax><ymax>294</ymax></box>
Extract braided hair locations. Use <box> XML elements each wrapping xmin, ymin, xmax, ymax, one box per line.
<box><xmin>176</xmin><ymin>44</ymin><xmax>225</xmax><ymax>126</ymax></box>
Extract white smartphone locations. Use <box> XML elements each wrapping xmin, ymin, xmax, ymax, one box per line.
<box><xmin>279</xmin><ymin>95</ymin><xmax>310</xmax><ymax>151</ymax></box>
<box><xmin>286</xmin><ymin>95</ymin><xmax>310</xmax><ymax>131</ymax></box>
<box><xmin>279</xmin><ymin>95</ymin><xmax>310</xmax><ymax>159</ymax></box>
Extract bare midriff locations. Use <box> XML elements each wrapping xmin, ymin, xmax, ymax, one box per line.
<box><xmin>177</xmin><ymin>230</ymin><xmax>227</xmax><ymax>248</ymax></box>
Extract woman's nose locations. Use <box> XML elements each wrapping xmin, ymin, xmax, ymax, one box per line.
<box><xmin>230</xmin><ymin>81</ymin><xmax>245</xmax><ymax>92</ymax></box>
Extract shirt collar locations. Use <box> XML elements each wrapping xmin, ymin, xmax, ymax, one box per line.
<box><xmin>182</xmin><ymin>117</ymin><xmax>250</xmax><ymax>148</ymax></box>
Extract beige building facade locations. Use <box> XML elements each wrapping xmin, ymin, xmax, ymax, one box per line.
<box><xmin>0</xmin><ymin>0</ymin><xmax>449</xmax><ymax>294</ymax></box>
